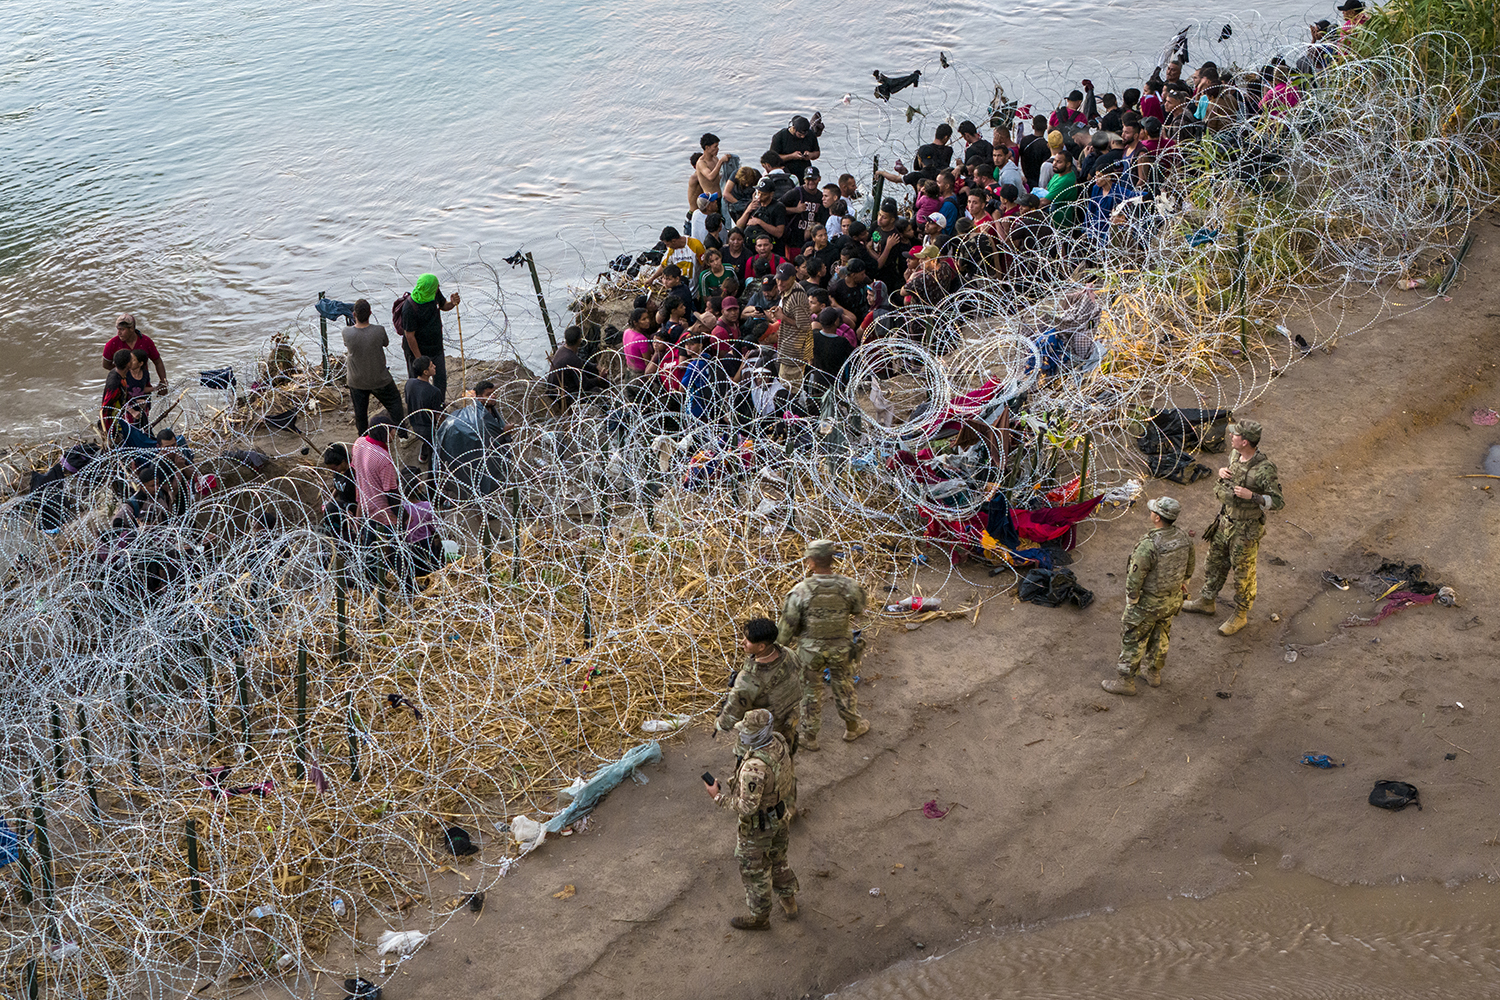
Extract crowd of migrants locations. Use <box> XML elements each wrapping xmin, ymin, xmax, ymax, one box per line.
<box><xmin>534</xmin><ymin>4</ymin><xmax>1374</xmax><ymax>429</ymax></box>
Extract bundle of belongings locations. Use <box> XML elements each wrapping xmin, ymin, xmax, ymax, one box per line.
<box><xmin>1134</xmin><ymin>408</ymin><xmax>1232</xmax><ymax>484</ymax></box>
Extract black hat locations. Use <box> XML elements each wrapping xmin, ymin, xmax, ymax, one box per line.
<box><xmin>775</xmin><ymin>262</ymin><xmax>797</xmax><ymax>281</ymax></box>
<box><xmin>791</xmin><ymin>115</ymin><xmax>811</xmax><ymax>132</ymax></box>
<box><xmin>1313</xmin><ymin>18</ymin><xmax>1333</xmax><ymax>29</ymax></box>
<box><xmin>958</xmin><ymin>120</ymin><xmax>978</xmax><ymax>135</ymax></box>
<box><xmin>1336</xmin><ymin>0</ymin><xmax>1363</xmax><ymax>11</ymax></box>
<box><xmin>659</xmin><ymin>226</ymin><xmax>681</xmax><ymax>242</ymax></box>
<box><xmin>757</xmin><ymin>179</ymin><xmax>776</xmax><ymax>192</ymax></box>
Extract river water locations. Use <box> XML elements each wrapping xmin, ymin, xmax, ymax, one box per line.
<box><xmin>2</xmin><ymin>0</ymin><xmax>1326</xmax><ymax>437</ymax></box>
<box><xmin>836</xmin><ymin>871</ymin><xmax>1500</xmax><ymax>999</ymax></box>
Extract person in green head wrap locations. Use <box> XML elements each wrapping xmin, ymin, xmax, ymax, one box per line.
<box><xmin>399</xmin><ymin>273</ymin><xmax>460</xmax><ymax>400</ymax></box>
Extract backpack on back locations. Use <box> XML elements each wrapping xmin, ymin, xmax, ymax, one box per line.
<box><xmin>391</xmin><ymin>293</ymin><xmax>412</xmax><ymax>337</ymax></box>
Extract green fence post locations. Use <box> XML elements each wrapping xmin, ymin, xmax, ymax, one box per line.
<box><xmin>234</xmin><ymin>655</ymin><xmax>252</xmax><ymax>752</ymax></box>
<box><xmin>124</xmin><ymin>671</ymin><xmax>142</xmax><ymax>782</ymax></box>
<box><xmin>76</xmin><ymin>704</ymin><xmax>101</xmax><ymax>824</ymax></box>
<box><xmin>49</xmin><ymin>704</ymin><xmax>65</xmax><ymax>787</ymax></box>
<box><xmin>31</xmin><ymin>763</ymin><xmax>54</xmax><ymax>916</ymax></box>
<box><xmin>185</xmin><ymin>817</ymin><xmax>204</xmax><ymax>915</ymax></box>
<box><xmin>345</xmin><ymin>692</ymin><xmax>362</xmax><ymax>782</ymax></box>
<box><xmin>294</xmin><ymin>643</ymin><xmax>309</xmax><ymax>781</ymax></box>
<box><xmin>318</xmin><ymin>291</ymin><xmax>330</xmax><ymax>379</ymax></box>
<box><xmin>524</xmin><ymin>253</ymin><xmax>559</xmax><ymax>352</ymax></box>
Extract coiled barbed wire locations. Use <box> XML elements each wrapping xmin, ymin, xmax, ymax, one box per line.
<box><xmin>0</xmin><ymin>28</ymin><xmax>1495</xmax><ymax>999</ymax></box>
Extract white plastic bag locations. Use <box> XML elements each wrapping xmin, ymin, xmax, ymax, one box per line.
<box><xmin>510</xmin><ymin>814</ymin><xmax>546</xmax><ymax>852</ymax></box>
<box><xmin>376</xmin><ymin>930</ymin><xmax>429</xmax><ymax>956</ymax></box>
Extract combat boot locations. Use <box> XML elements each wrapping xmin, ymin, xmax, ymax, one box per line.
<box><xmin>730</xmin><ymin>912</ymin><xmax>771</xmax><ymax>931</ymax></box>
<box><xmin>1218</xmin><ymin>608</ymin><xmax>1249</xmax><ymax>636</ymax></box>
<box><xmin>779</xmin><ymin>895</ymin><xmax>799</xmax><ymax>920</ymax></box>
<box><xmin>800</xmin><ymin>734</ymin><xmax>820</xmax><ymax>752</ymax></box>
<box><xmin>1145</xmin><ymin>665</ymin><xmax>1163</xmax><ymax>688</ymax></box>
<box><xmin>1101</xmin><ymin>676</ymin><xmax>1138</xmax><ymax>696</ymax></box>
<box><xmin>843</xmin><ymin>718</ymin><xmax>870</xmax><ymax>742</ymax></box>
<box><xmin>1181</xmin><ymin>595</ymin><xmax>1216</xmax><ymax>615</ymax></box>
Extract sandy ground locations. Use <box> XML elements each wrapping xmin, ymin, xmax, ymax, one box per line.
<box><xmin>289</xmin><ymin>217</ymin><xmax>1500</xmax><ymax>1000</ymax></box>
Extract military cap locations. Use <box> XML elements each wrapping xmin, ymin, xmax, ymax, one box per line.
<box><xmin>1227</xmin><ymin>419</ymin><xmax>1262</xmax><ymax>445</ymax></box>
<box><xmin>737</xmin><ymin>708</ymin><xmax>774</xmax><ymax>731</ymax></box>
<box><xmin>1147</xmin><ymin>496</ymin><xmax>1181</xmax><ymax>520</ymax></box>
<box><xmin>803</xmin><ymin>539</ymin><xmax>837</xmax><ymax>561</ymax></box>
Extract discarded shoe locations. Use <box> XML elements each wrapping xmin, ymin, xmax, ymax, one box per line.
<box><xmin>1101</xmin><ymin>676</ymin><xmax>1138</xmax><ymax>697</ymax></box>
<box><xmin>1218</xmin><ymin>609</ymin><xmax>1249</xmax><ymax>636</ymax></box>
<box><xmin>780</xmin><ymin>895</ymin><xmax>800</xmax><ymax>920</ymax></box>
<box><xmin>843</xmin><ymin>718</ymin><xmax>871</xmax><ymax>742</ymax></box>
<box><xmin>730</xmin><ymin>913</ymin><xmax>771</xmax><ymax>930</ymax></box>
<box><xmin>1182</xmin><ymin>596</ymin><xmax>1216</xmax><ymax>615</ymax></box>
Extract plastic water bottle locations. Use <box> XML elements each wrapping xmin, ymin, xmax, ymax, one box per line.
<box><xmin>249</xmin><ymin>905</ymin><xmax>276</xmax><ymax>919</ymax></box>
<box><xmin>331</xmin><ymin>897</ymin><xmax>346</xmax><ymax>918</ymax></box>
<box><xmin>886</xmin><ymin>595</ymin><xmax>941</xmax><ymax>612</ymax></box>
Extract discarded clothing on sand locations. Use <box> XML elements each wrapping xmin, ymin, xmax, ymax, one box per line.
<box><xmin>1018</xmin><ymin>566</ymin><xmax>1094</xmax><ymax>609</ymax></box>
<box><xmin>1368</xmin><ymin>780</ymin><xmax>1421</xmax><ymax>811</ymax></box>
<box><xmin>1010</xmin><ymin>495</ymin><xmax>1103</xmax><ymax>550</ymax></box>
<box><xmin>1135</xmin><ymin>407</ymin><xmax>1231</xmax><ymax>483</ymax></box>
<box><xmin>1300</xmin><ymin>753</ymin><xmax>1344</xmax><ymax>769</ymax></box>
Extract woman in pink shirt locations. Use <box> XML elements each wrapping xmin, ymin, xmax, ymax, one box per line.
<box><xmin>622</xmin><ymin>311</ymin><xmax>652</xmax><ymax>374</ymax></box>
<box><xmin>1261</xmin><ymin>66</ymin><xmax>1300</xmax><ymax>116</ymax></box>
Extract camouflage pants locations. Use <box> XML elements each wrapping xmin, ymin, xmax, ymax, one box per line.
<box><xmin>798</xmin><ymin>643</ymin><xmax>859</xmax><ymax>740</ymax></box>
<box><xmin>1201</xmin><ymin>518</ymin><xmax>1263</xmax><ymax>611</ymax></box>
<box><xmin>1118</xmin><ymin>599</ymin><xmax>1181</xmax><ymax>677</ymax></box>
<box><xmin>736</xmin><ymin>818</ymin><xmax>798</xmax><ymax>916</ymax></box>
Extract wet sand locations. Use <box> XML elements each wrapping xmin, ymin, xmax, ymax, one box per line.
<box><xmin>280</xmin><ymin>217</ymin><xmax>1500</xmax><ymax>999</ymax></box>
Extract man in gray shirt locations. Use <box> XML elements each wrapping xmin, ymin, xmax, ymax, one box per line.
<box><xmin>343</xmin><ymin>298</ymin><xmax>405</xmax><ymax>434</ymax></box>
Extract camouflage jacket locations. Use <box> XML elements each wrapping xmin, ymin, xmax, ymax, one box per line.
<box><xmin>1126</xmin><ymin>524</ymin><xmax>1196</xmax><ymax>603</ymax></box>
<box><xmin>778</xmin><ymin>573</ymin><xmax>866</xmax><ymax>648</ymax></box>
<box><xmin>717</xmin><ymin>733</ymin><xmax>794</xmax><ymax>819</ymax></box>
<box><xmin>1214</xmin><ymin>450</ymin><xmax>1284</xmax><ymax>521</ymax></box>
<box><xmin>716</xmin><ymin>644</ymin><xmax>802</xmax><ymax>734</ymax></box>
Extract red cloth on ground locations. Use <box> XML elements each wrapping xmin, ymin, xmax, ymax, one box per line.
<box><xmin>1010</xmin><ymin>495</ymin><xmax>1103</xmax><ymax>550</ymax></box>
<box><xmin>1345</xmin><ymin>591</ymin><xmax>1437</xmax><ymax>627</ymax></box>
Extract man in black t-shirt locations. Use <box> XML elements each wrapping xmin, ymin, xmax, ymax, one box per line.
<box><xmin>769</xmin><ymin>115</ymin><xmax>821</xmax><ymax>182</ymax></box>
<box><xmin>1018</xmin><ymin>114</ymin><xmax>1052</xmax><ymax>189</ymax></box>
<box><xmin>876</xmin><ymin>123</ymin><xmax>955</xmax><ymax>190</ymax></box>
<box><xmin>867</xmin><ymin>198</ymin><xmax>912</xmax><ymax>292</ymax></box>
<box><xmin>957</xmin><ymin>121</ymin><xmax>993</xmax><ymax>167</ymax></box>
<box><xmin>828</xmin><ymin>258</ymin><xmax>872</xmax><ymax>328</ymax></box>
<box><xmin>781</xmin><ymin>167</ymin><xmax>828</xmax><ymax>250</ymax></box>
<box><xmin>738</xmin><ymin>181</ymin><xmax>790</xmax><ymax>253</ymax></box>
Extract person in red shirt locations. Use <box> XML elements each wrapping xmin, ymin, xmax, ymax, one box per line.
<box><xmin>102</xmin><ymin>313</ymin><xmax>167</xmax><ymax>388</ymax></box>
<box><xmin>966</xmin><ymin>190</ymin><xmax>993</xmax><ymax>230</ymax></box>
<box><xmin>1050</xmin><ymin>90</ymin><xmax>1087</xmax><ymax>130</ymax></box>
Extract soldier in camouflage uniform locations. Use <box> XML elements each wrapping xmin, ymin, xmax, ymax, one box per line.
<box><xmin>717</xmin><ymin>617</ymin><xmax>803</xmax><ymax>811</ymax></box>
<box><xmin>779</xmin><ymin>539</ymin><xmax>869</xmax><ymax>749</ymax></box>
<box><xmin>703</xmin><ymin>708</ymin><xmax>799</xmax><ymax>930</ymax></box>
<box><xmin>1102</xmin><ymin>496</ymin><xmax>1195</xmax><ymax>697</ymax></box>
<box><xmin>1182</xmin><ymin>420</ymin><xmax>1284</xmax><ymax>636</ymax></box>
